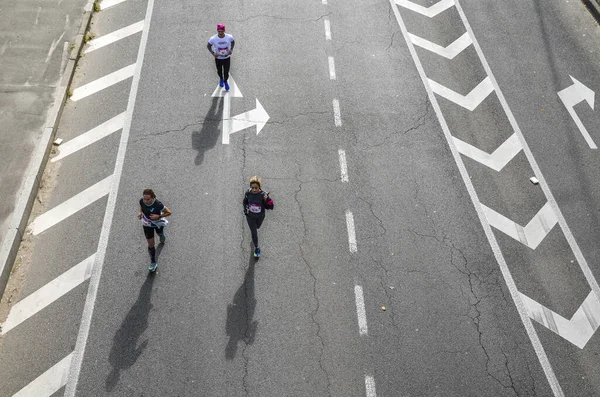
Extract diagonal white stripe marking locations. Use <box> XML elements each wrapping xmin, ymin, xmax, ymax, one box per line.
<box><xmin>71</xmin><ymin>64</ymin><xmax>135</xmax><ymax>101</ymax></box>
<box><xmin>365</xmin><ymin>375</ymin><xmax>377</xmax><ymax>397</ymax></box>
<box><xmin>395</xmin><ymin>0</ymin><xmax>454</xmax><ymax>17</ymax></box>
<box><xmin>428</xmin><ymin>76</ymin><xmax>494</xmax><ymax>111</ymax></box>
<box><xmin>2</xmin><ymin>255</ymin><xmax>95</xmax><ymax>334</ymax></box>
<box><xmin>521</xmin><ymin>291</ymin><xmax>600</xmax><ymax>349</ymax></box>
<box><xmin>338</xmin><ymin>149</ymin><xmax>349</xmax><ymax>182</ymax></box>
<box><xmin>409</xmin><ymin>32</ymin><xmax>471</xmax><ymax>59</ymax></box>
<box><xmin>482</xmin><ymin>202</ymin><xmax>558</xmax><ymax>249</ymax></box>
<box><xmin>345</xmin><ymin>210</ymin><xmax>357</xmax><ymax>252</ymax></box>
<box><xmin>453</xmin><ymin>133</ymin><xmax>522</xmax><ymax>171</ymax></box>
<box><xmin>52</xmin><ymin>113</ymin><xmax>125</xmax><ymax>162</ymax></box>
<box><xmin>99</xmin><ymin>0</ymin><xmax>128</xmax><ymax>10</ymax></box>
<box><xmin>85</xmin><ymin>21</ymin><xmax>144</xmax><ymax>53</ymax></box>
<box><xmin>30</xmin><ymin>176</ymin><xmax>113</xmax><ymax>235</ymax></box>
<box><xmin>12</xmin><ymin>353</ymin><xmax>72</xmax><ymax>397</ymax></box>
<box><xmin>354</xmin><ymin>285</ymin><xmax>368</xmax><ymax>335</ymax></box>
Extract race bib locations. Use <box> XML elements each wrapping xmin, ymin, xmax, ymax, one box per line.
<box><xmin>248</xmin><ymin>203</ymin><xmax>262</xmax><ymax>214</ymax></box>
<box><xmin>217</xmin><ymin>47</ymin><xmax>229</xmax><ymax>56</ymax></box>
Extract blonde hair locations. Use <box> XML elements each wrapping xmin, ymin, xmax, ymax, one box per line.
<box><xmin>249</xmin><ymin>176</ymin><xmax>262</xmax><ymax>187</ymax></box>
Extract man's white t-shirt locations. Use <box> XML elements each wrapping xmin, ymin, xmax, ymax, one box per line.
<box><xmin>208</xmin><ymin>33</ymin><xmax>234</xmax><ymax>59</ymax></box>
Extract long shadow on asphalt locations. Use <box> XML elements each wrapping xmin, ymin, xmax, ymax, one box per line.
<box><xmin>192</xmin><ymin>96</ymin><xmax>223</xmax><ymax>165</ymax></box>
<box><xmin>225</xmin><ymin>256</ymin><xmax>258</xmax><ymax>360</ymax></box>
<box><xmin>105</xmin><ymin>275</ymin><xmax>155</xmax><ymax>391</ymax></box>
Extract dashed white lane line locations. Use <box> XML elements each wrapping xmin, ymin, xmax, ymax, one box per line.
<box><xmin>365</xmin><ymin>375</ymin><xmax>377</xmax><ymax>397</ymax></box>
<box><xmin>12</xmin><ymin>353</ymin><xmax>72</xmax><ymax>397</ymax></box>
<box><xmin>338</xmin><ymin>149</ymin><xmax>349</xmax><ymax>182</ymax></box>
<box><xmin>345</xmin><ymin>210</ymin><xmax>357</xmax><ymax>253</ymax></box>
<box><xmin>99</xmin><ymin>0</ymin><xmax>128</xmax><ymax>10</ymax></box>
<box><xmin>70</xmin><ymin>64</ymin><xmax>135</xmax><ymax>101</ymax></box>
<box><xmin>322</xmin><ymin>0</ymin><xmax>327</xmax><ymax>4</ymax></box>
<box><xmin>328</xmin><ymin>56</ymin><xmax>336</xmax><ymax>80</ymax></box>
<box><xmin>324</xmin><ymin>18</ymin><xmax>332</xmax><ymax>40</ymax></box>
<box><xmin>84</xmin><ymin>20</ymin><xmax>144</xmax><ymax>54</ymax></box>
<box><xmin>333</xmin><ymin>99</ymin><xmax>342</xmax><ymax>127</ymax></box>
<box><xmin>354</xmin><ymin>285</ymin><xmax>368</xmax><ymax>335</ymax></box>
<box><xmin>30</xmin><ymin>175</ymin><xmax>113</xmax><ymax>235</ymax></box>
<box><xmin>52</xmin><ymin>112</ymin><xmax>126</xmax><ymax>162</ymax></box>
<box><xmin>2</xmin><ymin>255</ymin><xmax>95</xmax><ymax>335</ymax></box>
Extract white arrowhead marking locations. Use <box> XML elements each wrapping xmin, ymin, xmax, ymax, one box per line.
<box><xmin>222</xmin><ymin>99</ymin><xmax>270</xmax><ymax>144</ymax></box>
<box><xmin>429</xmin><ymin>76</ymin><xmax>494</xmax><ymax>111</ymax></box>
<box><xmin>395</xmin><ymin>0</ymin><xmax>454</xmax><ymax>17</ymax></box>
<box><xmin>453</xmin><ymin>133</ymin><xmax>522</xmax><ymax>171</ymax></box>
<box><xmin>521</xmin><ymin>291</ymin><xmax>600</xmax><ymax>348</ymax></box>
<box><xmin>557</xmin><ymin>76</ymin><xmax>596</xmax><ymax>149</ymax></box>
<box><xmin>409</xmin><ymin>32</ymin><xmax>472</xmax><ymax>59</ymax></box>
<box><xmin>482</xmin><ymin>202</ymin><xmax>557</xmax><ymax>249</ymax></box>
<box><xmin>211</xmin><ymin>76</ymin><xmax>243</xmax><ymax>98</ymax></box>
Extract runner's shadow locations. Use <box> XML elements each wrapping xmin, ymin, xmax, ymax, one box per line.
<box><xmin>105</xmin><ymin>276</ymin><xmax>155</xmax><ymax>391</ymax></box>
<box><xmin>192</xmin><ymin>97</ymin><xmax>223</xmax><ymax>165</ymax></box>
<box><xmin>225</xmin><ymin>258</ymin><xmax>257</xmax><ymax>360</ymax></box>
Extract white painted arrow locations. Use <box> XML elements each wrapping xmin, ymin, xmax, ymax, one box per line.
<box><xmin>211</xmin><ymin>76</ymin><xmax>242</xmax><ymax>98</ymax></box>
<box><xmin>557</xmin><ymin>76</ymin><xmax>596</xmax><ymax>149</ymax></box>
<box><xmin>482</xmin><ymin>202</ymin><xmax>557</xmax><ymax>249</ymax></box>
<box><xmin>224</xmin><ymin>99</ymin><xmax>270</xmax><ymax>144</ymax></box>
<box><xmin>453</xmin><ymin>133</ymin><xmax>522</xmax><ymax>171</ymax></box>
<box><xmin>429</xmin><ymin>76</ymin><xmax>494</xmax><ymax>111</ymax></box>
<box><xmin>409</xmin><ymin>32</ymin><xmax>471</xmax><ymax>59</ymax></box>
<box><xmin>521</xmin><ymin>291</ymin><xmax>600</xmax><ymax>349</ymax></box>
<box><xmin>395</xmin><ymin>0</ymin><xmax>454</xmax><ymax>17</ymax></box>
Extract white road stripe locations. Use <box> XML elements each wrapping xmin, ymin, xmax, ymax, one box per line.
<box><xmin>85</xmin><ymin>20</ymin><xmax>144</xmax><ymax>53</ymax></box>
<box><xmin>99</xmin><ymin>0</ymin><xmax>128</xmax><ymax>10</ymax></box>
<box><xmin>345</xmin><ymin>210</ymin><xmax>357</xmax><ymax>253</ymax></box>
<box><xmin>13</xmin><ymin>353</ymin><xmax>72</xmax><ymax>397</ymax></box>
<box><xmin>333</xmin><ymin>99</ymin><xmax>342</xmax><ymax>127</ymax></box>
<box><xmin>324</xmin><ymin>19</ymin><xmax>332</xmax><ymax>40</ymax></box>
<box><xmin>354</xmin><ymin>285</ymin><xmax>368</xmax><ymax>335</ymax></box>
<box><xmin>2</xmin><ymin>255</ymin><xmax>95</xmax><ymax>334</ymax></box>
<box><xmin>338</xmin><ymin>149</ymin><xmax>349</xmax><ymax>182</ymax></box>
<box><xmin>322</xmin><ymin>0</ymin><xmax>327</xmax><ymax>4</ymax></box>
<box><xmin>30</xmin><ymin>176</ymin><xmax>113</xmax><ymax>235</ymax></box>
<box><xmin>328</xmin><ymin>56</ymin><xmax>336</xmax><ymax>80</ymax></box>
<box><xmin>52</xmin><ymin>113</ymin><xmax>125</xmax><ymax>162</ymax></box>
<box><xmin>365</xmin><ymin>375</ymin><xmax>377</xmax><ymax>397</ymax></box>
<box><xmin>70</xmin><ymin>64</ymin><xmax>135</xmax><ymax>101</ymax></box>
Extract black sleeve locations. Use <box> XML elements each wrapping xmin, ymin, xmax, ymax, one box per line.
<box><xmin>207</xmin><ymin>42</ymin><xmax>213</xmax><ymax>53</ymax></box>
<box><xmin>243</xmin><ymin>191</ymin><xmax>248</xmax><ymax>207</ymax></box>
<box><xmin>230</xmin><ymin>39</ymin><xmax>235</xmax><ymax>50</ymax></box>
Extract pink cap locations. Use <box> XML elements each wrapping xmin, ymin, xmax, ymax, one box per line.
<box><xmin>217</xmin><ymin>24</ymin><xmax>225</xmax><ymax>31</ymax></box>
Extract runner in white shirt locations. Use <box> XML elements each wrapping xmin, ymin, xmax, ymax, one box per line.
<box><xmin>207</xmin><ymin>24</ymin><xmax>235</xmax><ymax>91</ymax></box>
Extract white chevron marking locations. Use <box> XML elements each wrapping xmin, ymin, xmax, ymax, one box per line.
<box><xmin>12</xmin><ymin>353</ymin><xmax>72</xmax><ymax>397</ymax></box>
<box><xmin>409</xmin><ymin>32</ymin><xmax>471</xmax><ymax>59</ymax></box>
<box><xmin>395</xmin><ymin>0</ymin><xmax>454</xmax><ymax>17</ymax></box>
<box><xmin>453</xmin><ymin>133</ymin><xmax>522</xmax><ymax>171</ymax></box>
<box><xmin>428</xmin><ymin>76</ymin><xmax>494</xmax><ymax>111</ymax></box>
<box><xmin>482</xmin><ymin>202</ymin><xmax>557</xmax><ymax>249</ymax></box>
<box><xmin>521</xmin><ymin>291</ymin><xmax>600</xmax><ymax>348</ymax></box>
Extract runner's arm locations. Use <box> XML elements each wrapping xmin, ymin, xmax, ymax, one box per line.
<box><xmin>161</xmin><ymin>206</ymin><xmax>172</xmax><ymax>217</ymax></box>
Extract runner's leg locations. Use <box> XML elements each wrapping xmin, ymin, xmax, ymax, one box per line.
<box><xmin>246</xmin><ymin>216</ymin><xmax>259</xmax><ymax>248</ymax></box>
<box><xmin>223</xmin><ymin>57</ymin><xmax>231</xmax><ymax>82</ymax></box>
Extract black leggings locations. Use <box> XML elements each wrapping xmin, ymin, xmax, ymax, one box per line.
<box><xmin>215</xmin><ymin>57</ymin><xmax>231</xmax><ymax>81</ymax></box>
<box><xmin>246</xmin><ymin>213</ymin><xmax>265</xmax><ymax>248</ymax></box>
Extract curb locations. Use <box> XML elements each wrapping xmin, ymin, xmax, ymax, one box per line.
<box><xmin>583</xmin><ymin>0</ymin><xmax>600</xmax><ymax>21</ymax></box>
<box><xmin>0</xmin><ymin>3</ymin><xmax>95</xmax><ymax>298</ymax></box>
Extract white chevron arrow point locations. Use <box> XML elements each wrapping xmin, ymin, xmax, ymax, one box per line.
<box><xmin>409</xmin><ymin>32</ymin><xmax>472</xmax><ymax>59</ymax></box>
<box><xmin>395</xmin><ymin>0</ymin><xmax>455</xmax><ymax>18</ymax></box>
<box><xmin>453</xmin><ymin>133</ymin><xmax>522</xmax><ymax>171</ymax></box>
<box><xmin>429</xmin><ymin>76</ymin><xmax>494</xmax><ymax>111</ymax></box>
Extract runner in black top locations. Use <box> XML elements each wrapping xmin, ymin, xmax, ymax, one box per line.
<box><xmin>137</xmin><ymin>188</ymin><xmax>172</xmax><ymax>271</ymax></box>
<box><xmin>243</xmin><ymin>176</ymin><xmax>274</xmax><ymax>258</ymax></box>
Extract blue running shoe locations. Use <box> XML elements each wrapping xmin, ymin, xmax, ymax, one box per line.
<box><xmin>224</xmin><ymin>81</ymin><xmax>230</xmax><ymax>91</ymax></box>
<box><xmin>148</xmin><ymin>262</ymin><xmax>158</xmax><ymax>272</ymax></box>
<box><xmin>159</xmin><ymin>232</ymin><xmax>166</xmax><ymax>244</ymax></box>
<box><xmin>254</xmin><ymin>247</ymin><xmax>261</xmax><ymax>258</ymax></box>
<box><xmin>219</xmin><ymin>78</ymin><xmax>224</xmax><ymax>87</ymax></box>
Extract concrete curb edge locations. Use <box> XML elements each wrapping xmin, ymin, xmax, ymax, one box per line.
<box><xmin>0</xmin><ymin>3</ymin><xmax>95</xmax><ymax>299</ymax></box>
<box><xmin>585</xmin><ymin>0</ymin><xmax>600</xmax><ymax>18</ymax></box>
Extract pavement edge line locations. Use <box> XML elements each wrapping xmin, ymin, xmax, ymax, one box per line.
<box><xmin>0</xmin><ymin>1</ymin><xmax>95</xmax><ymax>299</ymax></box>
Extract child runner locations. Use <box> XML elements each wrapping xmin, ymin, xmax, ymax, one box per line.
<box><xmin>207</xmin><ymin>24</ymin><xmax>235</xmax><ymax>91</ymax></box>
<box><xmin>138</xmin><ymin>188</ymin><xmax>172</xmax><ymax>271</ymax></box>
<box><xmin>243</xmin><ymin>176</ymin><xmax>274</xmax><ymax>258</ymax></box>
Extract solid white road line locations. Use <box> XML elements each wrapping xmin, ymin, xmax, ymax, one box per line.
<box><xmin>64</xmin><ymin>0</ymin><xmax>155</xmax><ymax>395</ymax></box>
<box><xmin>354</xmin><ymin>285</ymin><xmax>368</xmax><ymax>335</ymax></box>
<box><xmin>322</xmin><ymin>0</ymin><xmax>327</xmax><ymax>4</ymax></box>
<box><xmin>328</xmin><ymin>56</ymin><xmax>336</xmax><ymax>80</ymax></box>
<box><xmin>389</xmin><ymin>1</ymin><xmax>564</xmax><ymax>395</ymax></box>
<box><xmin>52</xmin><ymin>113</ymin><xmax>126</xmax><ymax>162</ymax></box>
<box><xmin>99</xmin><ymin>0</ymin><xmax>128</xmax><ymax>10</ymax></box>
<box><xmin>70</xmin><ymin>64</ymin><xmax>135</xmax><ymax>101</ymax></box>
<box><xmin>333</xmin><ymin>99</ymin><xmax>342</xmax><ymax>127</ymax></box>
<box><xmin>338</xmin><ymin>149</ymin><xmax>349</xmax><ymax>182</ymax></box>
<box><xmin>2</xmin><ymin>255</ymin><xmax>95</xmax><ymax>335</ymax></box>
<box><xmin>324</xmin><ymin>19</ymin><xmax>332</xmax><ymax>40</ymax></box>
<box><xmin>85</xmin><ymin>20</ymin><xmax>144</xmax><ymax>53</ymax></box>
<box><xmin>13</xmin><ymin>353</ymin><xmax>72</xmax><ymax>397</ymax></box>
<box><xmin>30</xmin><ymin>176</ymin><xmax>112</xmax><ymax>236</ymax></box>
<box><xmin>345</xmin><ymin>210</ymin><xmax>357</xmax><ymax>253</ymax></box>
<box><xmin>365</xmin><ymin>375</ymin><xmax>377</xmax><ymax>397</ymax></box>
